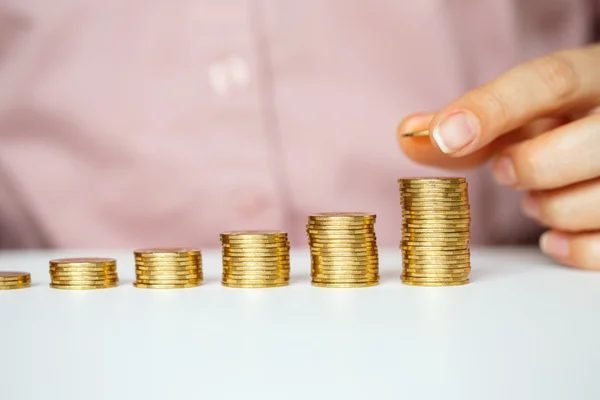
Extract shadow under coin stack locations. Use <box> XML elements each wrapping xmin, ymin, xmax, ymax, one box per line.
<box><xmin>221</xmin><ymin>231</ymin><xmax>290</xmax><ymax>288</ymax></box>
<box><xmin>0</xmin><ymin>272</ymin><xmax>31</xmax><ymax>290</ymax></box>
<box><xmin>134</xmin><ymin>248</ymin><xmax>203</xmax><ymax>289</ymax></box>
<box><xmin>49</xmin><ymin>258</ymin><xmax>118</xmax><ymax>290</ymax></box>
<box><xmin>399</xmin><ymin>178</ymin><xmax>471</xmax><ymax>286</ymax></box>
<box><xmin>307</xmin><ymin>212</ymin><xmax>379</xmax><ymax>288</ymax></box>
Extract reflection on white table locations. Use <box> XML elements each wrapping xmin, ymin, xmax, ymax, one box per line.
<box><xmin>1</xmin><ymin>247</ymin><xmax>599</xmax><ymax>400</ymax></box>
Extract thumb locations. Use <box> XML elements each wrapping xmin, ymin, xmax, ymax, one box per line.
<box><xmin>397</xmin><ymin>113</ymin><xmax>493</xmax><ymax>170</ymax></box>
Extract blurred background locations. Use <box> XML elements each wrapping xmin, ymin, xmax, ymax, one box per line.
<box><xmin>0</xmin><ymin>0</ymin><xmax>597</xmax><ymax>249</ymax></box>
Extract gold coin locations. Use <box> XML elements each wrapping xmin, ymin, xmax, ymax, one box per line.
<box><xmin>134</xmin><ymin>263</ymin><xmax>200</xmax><ymax>270</ymax></box>
<box><xmin>221</xmin><ymin>229</ymin><xmax>286</xmax><ymax>236</ymax></box>
<box><xmin>309</xmin><ymin>239</ymin><xmax>377</xmax><ymax>246</ymax></box>
<box><xmin>221</xmin><ymin>250</ymin><xmax>290</xmax><ymax>257</ymax></box>
<box><xmin>135</xmin><ymin>268</ymin><xmax>200</xmax><ymax>275</ymax></box>
<box><xmin>311</xmin><ymin>254</ymin><xmax>379</xmax><ymax>260</ymax></box>
<box><xmin>223</xmin><ymin>283</ymin><xmax>290</xmax><ymax>288</ymax></box>
<box><xmin>399</xmin><ymin>177</ymin><xmax>466</xmax><ymax>184</ymax></box>
<box><xmin>307</xmin><ymin>222</ymin><xmax>375</xmax><ymax>229</ymax></box>
<box><xmin>404</xmin><ymin>266</ymin><xmax>470</xmax><ymax>273</ymax></box>
<box><xmin>133</xmin><ymin>282</ymin><xmax>199</xmax><ymax>289</ymax></box>
<box><xmin>221</xmin><ymin>243</ymin><xmax>289</xmax><ymax>250</ymax></box>
<box><xmin>50</xmin><ymin>283</ymin><xmax>117</xmax><ymax>290</ymax></box>
<box><xmin>136</xmin><ymin>279</ymin><xmax>200</xmax><ymax>285</ymax></box>
<box><xmin>222</xmin><ymin>254</ymin><xmax>289</xmax><ymax>261</ymax></box>
<box><xmin>223</xmin><ymin>274</ymin><xmax>289</xmax><ymax>280</ymax></box>
<box><xmin>403</xmin><ymin>222</ymin><xmax>470</xmax><ymax>229</ymax></box>
<box><xmin>311</xmin><ymin>281</ymin><xmax>378</xmax><ymax>288</ymax></box>
<box><xmin>0</xmin><ymin>279</ymin><xmax>30</xmax><ymax>286</ymax></box>
<box><xmin>401</xmin><ymin>247</ymin><xmax>470</xmax><ymax>254</ymax></box>
<box><xmin>312</xmin><ymin>275</ymin><xmax>379</xmax><ymax>282</ymax></box>
<box><xmin>135</xmin><ymin>268</ymin><xmax>200</xmax><ymax>274</ymax></box>
<box><xmin>310</xmin><ymin>252</ymin><xmax>379</xmax><ymax>259</ymax></box>
<box><xmin>136</xmin><ymin>274</ymin><xmax>200</xmax><ymax>280</ymax></box>
<box><xmin>402</xmin><ymin>247</ymin><xmax>469</xmax><ymax>254</ymax></box>
<box><xmin>401</xmin><ymin>129</ymin><xmax>430</xmax><ymax>138</ymax></box>
<box><xmin>49</xmin><ymin>257</ymin><xmax>116</xmax><ymax>265</ymax></box>
<box><xmin>401</xmin><ymin>274</ymin><xmax>469</xmax><ymax>282</ymax></box>
<box><xmin>51</xmin><ymin>279</ymin><xmax>119</xmax><ymax>285</ymax></box>
<box><xmin>312</xmin><ymin>272</ymin><xmax>379</xmax><ymax>278</ymax></box>
<box><xmin>0</xmin><ymin>283</ymin><xmax>30</xmax><ymax>290</ymax></box>
<box><xmin>401</xmin><ymin>195</ymin><xmax>469</xmax><ymax>203</ymax></box>
<box><xmin>312</xmin><ymin>258</ymin><xmax>379</xmax><ymax>265</ymax></box>
<box><xmin>312</xmin><ymin>280</ymin><xmax>378</xmax><ymax>286</ymax></box>
<box><xmin>222</xmin><ymin>259</ymin><xmax>288</xmax><ymax>266</ymax></box>
<box><xmin>134</xmin><ymin>247</ymin><xmax>200</xmax><ymax>255</ymax></box>
<box><xmin>401</xmin><ymin>279</ymin><xmax>469</xmax><ymax>287</ymax></box>
<box><xmin>400</xmin><ymin>189</ymin><xmax>467</xmax><ymax>196</ymax></box>
<box><xmin>0</xmin><ymin>271</ymin><xmax>30</xmax><ymax>280</ymax></box>
<box><xmin>308</xmin><ymin>233</ymin><xmax>377</xmax><ymax>240</ymax></box>
<box><xmin>403</xmin><ymin>258</ymin><xmax>470</xmax><ymax>265</ymax></box>
<box><xmin>403</xmin><ymin>231</ymin><xmax>470</xmax><ymax>238</ymax></box>
<box><xmin>402</xmin><ymin>270</ymin><xmax>470</xmax><ymax>278</ymax></box>
<box><xmin>221</xmin><ymin>233</ymin><xmax>288</xmax><ymax>241</ymax></box>
<box><xmin>311</xmin><ymin>261</ymin><xmax>379</xmax><ymax>268</ymax></box>
<box><xmin>404</xmin><ymin>265</ymin><xmax>471</xmax><ymax>272</ymax></box>
<box><xmin>222</xmin><ymin>281</ymin><xmax>288</xmax><ymax>288</ymax></box>
<box><xmin>50</xmin><ymin>273</ymin><xmax>118</xmax><ymax>280</ymax></box>
<box><xmin>307</xmin><ymin>225</ymin><xmax>375</xmax><ymax>231</ymax></box>
<box><xmin>135</xmin><ymin>255</ymin><xmax>200</xmax><ymax>262</ymax></box>
<box><xmin>223</xmin><ymin>273</ymin><xmax>288</xmax><ymax>279</ymax></box>
<box><xmin>309</xmin><ymin>230</ymin><xmax>376</xmax><ymax>236</ymax></box>
<box><xmin>309</xmin><ymin>212</ymin><xmax>376</xmax><ymax>219</ymax></box>
<box><xmin>403</xmin><ymin>230</ymin><xmax>470</xmax><ymax>237</ymax></box>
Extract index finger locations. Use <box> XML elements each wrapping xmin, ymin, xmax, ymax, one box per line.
<box><xmin>430</xmin><ymin>44</ymin><xmax>600</xmax><ymax>156</ymax></box>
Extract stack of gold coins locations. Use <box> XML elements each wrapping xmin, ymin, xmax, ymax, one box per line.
<box><xmin>221</xmin><ymin>231</ymin><xmax>290</xmax><ymax>288</ymax></box>
<box><xmin>399</xmin><ymin>178</ymin><xmax>471</xmax><ymax>286</ymax></box>
<box><xmin>0</xmin><ymin>272</ymin><xmax>31</xmax><ymax>290</ymax></box>
<box><xmin>134</xmin><ymin>248</ymin><xmax>202</xmax><ymax>289</ymax></box>
<box><xmin>307</xmin><ymin>212</ymin><xmax>379</xmax><ymax>288</ymax></box>
<box><xmin>49</xmin><ymin>258</ymin><xmax>118</xmax><ymax>290</ymax></box>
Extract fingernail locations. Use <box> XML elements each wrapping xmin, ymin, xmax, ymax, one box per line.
<box><xmin>432</xmin><ymin>111</ymin><xmax>479</xmax><ymax>154</ymax></box>
<box><xmin>540</xmin><ymin>231</ymin><xmax>570</xmax><ymax>259</ymax></box>
<box><xmin>493</xmin><ymin>157</ymin><xmax>518</xmax><ymax>186</ymax></box>
<box><xmin>521</xmin><ymin>194</ymin><xmax>540</xmax><ymax>219</ymax></box>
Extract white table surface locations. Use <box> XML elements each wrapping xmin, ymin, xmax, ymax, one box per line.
<box><xmin>1</xmin><ymin>247</ymin><xmax>599</xmax><ymax>400</ymax></box>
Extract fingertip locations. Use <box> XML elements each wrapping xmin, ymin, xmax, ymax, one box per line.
<box><xmin>397</xmin><ymin>112</ymin><xmax>434</xmax><ymax>136</ymax></box>
<box><xmin>540</xmin><ymin>230</ymin><xmax>600</xmax><ymax>270</ymax></box>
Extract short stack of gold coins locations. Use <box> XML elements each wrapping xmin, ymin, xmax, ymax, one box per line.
<box><xmin>399</xmin><ymin>178</ymin><xmax>471</xmax><ymax>286</ymax></box>
<box><xmin>221</xmin><ymin>231</ymin><xmax>290</xmax><ymax>288</ymax></box>
<box><xmin>49</xmin><ymin>258</ymin><xmax>118</xmax><ymax>290</ymax></box>
<box><xmin>307</xmin><ymin>212</ymin><xmax>379</xmax><ymax>288</ymax></box>
<box><xmin>0</xmin><ymin>271</ymin><xmax>31</xmax><ymax>290</ymax></box>
<box><xmin>133</xmin><ymin>248</ymin><xmax>203</xmax><ymax>289</ymax></box>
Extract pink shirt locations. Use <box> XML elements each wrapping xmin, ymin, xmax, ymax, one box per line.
<box><xmin>0</xmin><ymin>0</ymin><xmax>597</xmax><ymax>249</ymax></box>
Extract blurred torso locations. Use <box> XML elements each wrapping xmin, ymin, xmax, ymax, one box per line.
<box><xmin>0</xmin><ymin>0</ymin><xmax>594</xmax><ymax>248</ymax></box>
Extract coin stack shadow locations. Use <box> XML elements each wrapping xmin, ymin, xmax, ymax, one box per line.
<box><xmin>307</xmin><ymin>212</ymin><xmax>379</xmax><ymax>288</ymax></box>
<box><xmin>399</xmin><ymin>178</ymin><xmax>471</xmax><ymax>286</ymax></box>
<box><xmin>49</xmin><ymin>258</ymin><xmax>118</xmax><ymax>290</ymax></box>
<box><xmin>221</xmin><ymin>231</ymin><xmax>290</xmax><ymax>288</ymax></box>
<box><xmin>133</xmin><ymin>248</ymin><xmax>203</xmax><ymax>289</ymax></box>
<box><xmin>0</xmin><ymin>271</ymin><xmax>31</xmax><ymax>290</ymax></box>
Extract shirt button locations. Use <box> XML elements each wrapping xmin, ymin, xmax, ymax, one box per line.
<box><xmin>208</xmin><ymin>55</ymin><xmax>250</xmax><ymax>97</ymax></box>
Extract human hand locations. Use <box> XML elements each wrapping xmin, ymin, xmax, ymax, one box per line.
<box><xmin>397</xmin><ymin>44</ymin><xmax>600</xmax><ymax>269</ymax></box>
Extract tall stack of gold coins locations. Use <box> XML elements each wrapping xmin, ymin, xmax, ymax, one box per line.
<box><xmin>134</xmin><ymin>248</ymin><xmax>203</xmax><ymax>289</ymax></box>
<box><xmin>307</xmin><ymin>212</ymin><xmax>379</xmax><ymax>288</ymax></box>
<box><xmin>49</xmin><ymin>258</ymin><xmax>118</xmax><ymax>290</ymax></box>
<box><xmin>399</xmin><ymin>178</ymin><xmax>471</xmax><ymax>286</ymax></box>
<box><xmin>221</xmin><ymin>231</ymin><xmax>290</xmax><ymax>288</ymax></box>
<box><xmin>0</xmin><ymin>272</ymin><xmax>31</xmax><ymax>290</ymax></box>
